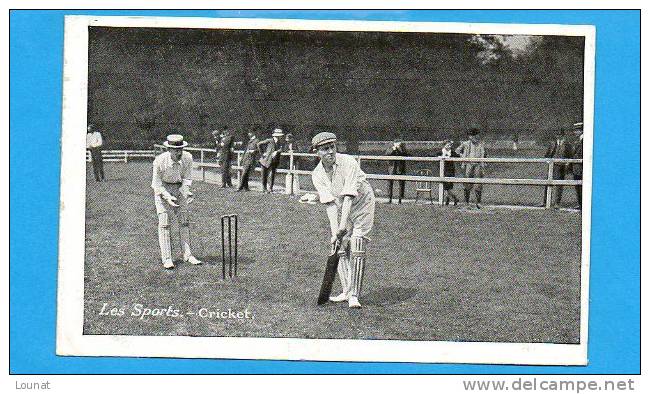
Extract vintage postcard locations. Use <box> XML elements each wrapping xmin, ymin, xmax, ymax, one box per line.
<box><xmin>57</xmin><ymin>15</ymin><xmax>594</xmax><ymax>364</ymax></box>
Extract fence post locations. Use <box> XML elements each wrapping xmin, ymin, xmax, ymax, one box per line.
<box><xmin>236</xmin><ymin>151</ymin><xmax>242</xmax><ymax>187</ymax></box>
<box><xmin>289</xmin><ymin>150</ymin><xmax>295</xmax><ymax>196</ymax></box>
<box><xmin>124</xmin><ymin>151</ymin><xmax>128</xmax><ymax>163</ymax></box>
<box><xmin>438</xmin><ymin>158</ymin><xmax>444</xmax><ymax>205</ymax></box>
<box><xmin>200</xmin><ymin>149</ymin><xmax>205</xmax><ymax>182</ymax></box>
<box><xmin>545</xmin><ymin>159</ymin><xmax>554</xmax><ymax>209</ymax></box>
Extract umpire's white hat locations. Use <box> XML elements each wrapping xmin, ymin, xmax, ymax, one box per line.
<box><xmin>163</xmin><ymin>134</ymin><xmax>188</xmax><ymax>148</ymax></box>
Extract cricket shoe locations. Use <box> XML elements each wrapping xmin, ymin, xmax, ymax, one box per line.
<box><xmin>185</xmin><ymin>256</ymin><xmax>203</xmax><ymax>265</ymax></box>
<box><xmin>163</xmin><ymin>260</ymin><xmax>175</xmax><ymax>269</ymax></box>
<box><xmin>329</xmin><ymin>293</ymin><xmax>349</xmax><ymax>302</ymax></box>
<box><xmin>348</xmin><ymin>296</ymin><xmax>362</xmax><ymax>309</ymax></box>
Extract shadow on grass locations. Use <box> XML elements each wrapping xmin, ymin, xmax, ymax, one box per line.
<box><xmin>364</xmin><ymin>286</ymin><xmax>417</xmax><ymax>306</ymax></box>
<box><xmin>194</xmin><ymin>255</ymin><xmax>254</xmax><ymax>275</ymax></box>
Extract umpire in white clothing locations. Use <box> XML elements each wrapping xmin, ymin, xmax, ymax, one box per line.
<box><xmin>152</xmin><ymin>134</ymin><xmax>203</xmax><ymax>269</ymax></box>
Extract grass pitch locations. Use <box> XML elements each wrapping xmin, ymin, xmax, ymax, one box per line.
<box><xmin>84</xmin><ymin>162</ymin><xmax>581</xmax><ymax>343</ymax></box>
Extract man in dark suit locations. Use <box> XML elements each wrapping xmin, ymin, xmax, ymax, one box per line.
<box><xmin>258</xmin><ymin>128</ymin><xmax>285</xmax><ymax>193</ymax></box>
<box><xmin>385</xmin><ymin>139</ymin><xmax>409</xmax><ymax>204</ymax></box>
<box><xmin>437</xmin><ymin>139</ymin><xmax>460</xmax><ymax>205</ymax></box>
<box><xmin>544</xmin><ymin>128</ymin><xmax>573</xmax><ymax>208</ymax></box>
<box><xmin>571</xmin><ymin>122</ymin><xmax>584</xmax><ymax>210</ymax></box>
<box><xmin>237</xmin><ymin>130</ymin><xmax>260</xmax><ymax>191</ymax></box>
<box><xmin>219</xmin><ymin>126</ymin><xmax>234</xmax><ymax>188</ymax></box>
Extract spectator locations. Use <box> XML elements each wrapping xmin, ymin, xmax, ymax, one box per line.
<box><xmin>385</xmin><ymin>138</ymin><xmax>409</xmax><ymax>204</ymax></box>
<box><xmin>258</xmin><ymin>128</ymin><xmax>285</xmax><ymax>193</ymax></box>
<box><xmin>211</xmin><ymin>129</ymin><xmax>223</xmax><ymax>162</ymax></box>
<box><xmin>219</xmin><ymin>126</ymin><xmax>234</xmax><ymax>188</ymax></box>
<box><xmin>86</xmin><ymin>123</ymin><xmax>105</xmax><ymax>182</ymax></box>
<box><xmin>455</xmin><ymin>127</ymin><xmax>486</xmax><ymax>208</ymax></box>
<box><xmin>438</xmin><ymin>140</ymin><xmax>459</xmax><ymax>206</ymax></box>
<box><xmin>236</xmin><ymin>130</ymin><xmax>259</xmax><ymax>192</ymax></box>
<box><xmin>284</xmin><ymin>133</ymin><xmax>301</xmax><ymax>195</ymax></box>
<box><xmin>512</xmin><ymin>133</ymin><xmax>519</xmax><ymax>151</ymax></box>
<box><xmin>571</xmin><ymin>122</ymin><xmax>584</xmax><ymax>210</ymax></box>
<box><xmin>544</xmin><ymin>128</ymin><xmax>573</xmax><ymax>208</ymax></box>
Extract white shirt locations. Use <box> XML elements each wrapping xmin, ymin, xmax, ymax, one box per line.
<box><xmin>311</xmin><ymin>153</ymin><xmax>369</xmax><ymax>205</ymax></box>
<box><xmin>151</xmin><ymin>151</ymin><xmax>193</xmax><ymax>196</ymax></box>
<box><xmin>312</xmin><ymin>153</ymin><xmax>376</xmax><ymax>238</ymax></box>
<box><xmin>86</xmin><ymin>132</ymin><xmax>103</xmax><ymax>149</ymax></box>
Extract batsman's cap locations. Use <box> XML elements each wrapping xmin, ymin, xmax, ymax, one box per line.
<box><xmin>311</xmin><ymin>132</ymin><xmax>337</xmax><ymax>150</ymax></box>
<box><xmin>272</xmin><ymin>128</ymin><xmax>285</xmax><ymax>137</ymax></box>
<box><xmin>163</xmin><ymin>134</ymin><xmax>188</xmax><ymax>149</ymax></box>
<box><xmin>468</xmin><ymin>127</ymin><xmax>480</xmax><ymax>136</ymax></box>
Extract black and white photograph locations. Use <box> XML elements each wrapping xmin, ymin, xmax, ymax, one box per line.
<box><xmin>56</xmin><ymin>16</ymin><xmax>594</xmax><ymax>364</ymax></box>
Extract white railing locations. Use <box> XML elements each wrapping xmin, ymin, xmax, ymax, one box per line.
<box><xmin>154</xmin><ymin>144</ymin><xmax>582</xmax><ymax>209</ymax></box>
<box><xmin>86</xmin><ymin>149</ymin><xmax>156</xmax><ymax>162</ymax></box>
<box><xmin>359</xmin><ymin>140</ymin><xmax>539</xmax><ymax>151</ymax></box>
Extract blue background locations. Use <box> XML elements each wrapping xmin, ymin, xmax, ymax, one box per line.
<box><xmin>9</xmin><ymin>10</ymin><xmax>640</xmax><ymax>374</ymax></box>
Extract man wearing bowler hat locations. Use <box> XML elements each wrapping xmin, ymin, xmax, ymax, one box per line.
<box><xmin>152</xmin><ymin>134</ymin><xmax>203</xmax><ymax>269</ymax></box>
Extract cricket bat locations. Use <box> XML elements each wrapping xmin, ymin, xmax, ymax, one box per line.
<box><xmin>317</xmin><ymin>239</ymin><xmax>341</xmax><ymax>305</ymax></box>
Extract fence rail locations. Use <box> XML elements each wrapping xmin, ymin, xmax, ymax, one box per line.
<box><xmin>153</xmin><ymin>144</ymin><xmax>582</xmax><ymax>209</ymax></box>
<box><xmin>86</xmin><ymin>149</ymin><xmax>156</xmax><ymax>162</ymax></box>
<box><xmin>359</xmin><ymin>139</ymin><xmax>539</xmax><ymax>151</ymax></box>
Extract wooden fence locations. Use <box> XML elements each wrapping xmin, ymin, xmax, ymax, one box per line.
<box><xmin>359</xmin><ymin>140</ymin><xmax>539</xmax><ymax>152</ymax></box>
<box><xmin>86</xmin><ymin>149</ymin><xmax>156</xmax><ymax>162</ymax></box>
<box><xmin>153</xmin><ymin>145</ymin><xmax>582</xmax><ymax>209</ymax></box>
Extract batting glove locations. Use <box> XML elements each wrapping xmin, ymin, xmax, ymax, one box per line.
<box><xmin>164</xmin><ymin>194</ymin><xmax>180</xmax><ymax>207</ymax></box>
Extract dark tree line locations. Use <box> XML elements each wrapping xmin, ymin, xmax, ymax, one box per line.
<box><xmin>88</xmin><ymin>27</ymin><xmax>584</xmax><ymax>149</ymax></box>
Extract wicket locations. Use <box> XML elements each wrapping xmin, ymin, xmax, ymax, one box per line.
<box><xmin>220</xmin><ymin>214</ymin><xmax>238</xmax><ymax>279</ymax></box>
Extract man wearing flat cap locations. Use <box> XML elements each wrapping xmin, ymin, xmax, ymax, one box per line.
<box><xmin>258</xmin><ymin>128</ymin><xmax>285</xmax><ymax>193</ymax></box>
<box><xmin>311</xmin><ymin>132</ymin><xmax>376</xmax><ymax>309</ymax></box>
<box><xmin>456</xmin><ymin>127</ymin><xmax>487</xmax><ymax>208</ymax></box>
<box><xmin>151</xmin><ymin>134</ymin><xmax>203</xmax><ymax>269</ymax></box>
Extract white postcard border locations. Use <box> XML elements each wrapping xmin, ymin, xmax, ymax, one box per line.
<box><xmin>57</xmin><ymin>15</ymin><xmax>595</xmax><ymax>365</ymax></box>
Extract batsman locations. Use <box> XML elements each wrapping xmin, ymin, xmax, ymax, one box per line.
<box><xmin>311</xmin><ymin>132</ymin><xmax>376</xmax><ymax>309</ymax></box>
